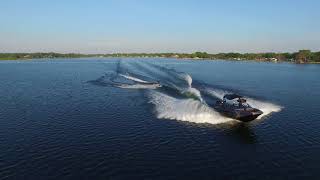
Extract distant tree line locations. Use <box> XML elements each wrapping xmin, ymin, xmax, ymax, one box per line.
<box><xmin>100</xmin><ymin>50</ymin><xmax>320</xmax><ymax>63</ymax></box>
<box><xmin>0</xmin><ymin>52</ymin><xmax>92</xmax><ymax>60</ymax></box>
<box><xmin>1</xmin><ymin>50</ymin><xmax>320</xmax><ymax>63</ymax></box>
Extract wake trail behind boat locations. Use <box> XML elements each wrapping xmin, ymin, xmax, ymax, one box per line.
<box><xmin>90</xmin><ymin>60</ymin><xmax>282</xmax><ymax>125</ymax></box>
<box><xmin>148</xmin><ymin>91</ymin><xmax>233</xmax><ymax>124</ymax></box>
<box><xmin>115</xmin><ymin>83</ymin><xmax>161</xmax><ymax>89</ymax></box>
<box><xmin>119</xmin><ymin>74</ymin><xmax>150</xmax><ymax>83</ymax></box>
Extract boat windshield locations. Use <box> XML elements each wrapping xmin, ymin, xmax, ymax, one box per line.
<box><xmin>224</xmin><ymin>98</ymin><xmax>250</xmax><ymax>108</ymax></box>
<box><xmin>239</xmin><ymin>103</ymin><xmax>250</xmax><ymax>108</ymax></box>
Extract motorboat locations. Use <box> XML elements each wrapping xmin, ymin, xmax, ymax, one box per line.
<box><xmin>213</xmin><ymin>94</ymin><xmax>263</xmax><ymax>122</ymax></box>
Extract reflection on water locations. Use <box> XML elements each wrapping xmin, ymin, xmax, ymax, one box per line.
<box><xmin>228</xmin><ymin>124</ymin><xmax>257</xmax><ymax>144</ymax></box>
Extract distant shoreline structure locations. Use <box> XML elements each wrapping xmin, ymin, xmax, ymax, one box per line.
<box><xmin>1</xmin><ymin>50</ymin><xmax>319</xmax><ymax>63</ymax></box>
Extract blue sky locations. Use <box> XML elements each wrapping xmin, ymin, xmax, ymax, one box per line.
<box><xmin>0</xmin><ymin>0</ymin><xmax>319</xmax><ymax>53</ymax></box>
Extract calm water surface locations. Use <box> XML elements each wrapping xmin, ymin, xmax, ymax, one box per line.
<box><xmin>0</xmin><ymin>58</ymin><xmax>319</xmax><ymax>179</ymax></box>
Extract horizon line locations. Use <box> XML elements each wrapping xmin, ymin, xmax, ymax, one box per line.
<box><xmin>1</xmin><ymin>50</ymin><xmax>319</xmax><ymax>55</ymax></box>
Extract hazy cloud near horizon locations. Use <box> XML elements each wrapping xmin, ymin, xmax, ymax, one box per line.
<box><xmin>0</xmin><ymin>0</ymin><xmax>319</xmax><ymax>53</ymax></box>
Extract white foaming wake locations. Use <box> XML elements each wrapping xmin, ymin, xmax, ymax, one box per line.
<box><xmin>136</xmin><ymin>63</ymin><xmax>204</xmax><ymax>102</ymax></box>
<box><xmin>115</xmin><ymin>73</ymin><xmax>161</xmax><ymax>89</ymax></box>
<box><xmin>205</xmin><ymin>88</ymin><xmax>282</xmax><ymax>119</ymax></box>
<box><xmin>181</xmin><ymin>87</ymin><xmax>204</xmax><ymax>102</ymax></box>
<box><xmin>182</xmin><ymin>73</ymin><xmax>193</xmax><ymax>87</ymax></box>
<box><xmin>148</xmin><ymin>91</ymin><xmax>233</xmax><ymax>124</ymax></box>
<box><xmin>115</xmin><ymin>83</ymin><xmax>161</xmax><ymax>89</ymax></box>
<box><xmin>179</xmin><ymin>73</ymin><xmax>204</xmax><ymax>102</ymax></box>
<box><xmin>246</xmin><ymin>98</ymin><xmax>282</xmax><ymax>119</ymax></box>
<box><xmin>119</xmin><ymin>74</ymin><xmax>150</xmax><ymax>83</ymax></box>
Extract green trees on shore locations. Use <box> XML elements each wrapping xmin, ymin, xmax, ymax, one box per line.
<box><xmin>0</xmin><ymin>52</ymin><xmax>88</xmax><ymax>60</ymax></box>
<box><xmin>294</xmin><ymin>50</ymin><xmax>311</xmax><ymax>63</ymax></box>
<box><xmin>1</xmin><ymin>50</ymin><xmax>320</xmax><ymax>63</ymax></box>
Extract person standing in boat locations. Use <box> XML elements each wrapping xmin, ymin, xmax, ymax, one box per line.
<box><xmin>238</xmin><ymin>98</ymin><xmax>247</xmax><ymax>110</ymax></box>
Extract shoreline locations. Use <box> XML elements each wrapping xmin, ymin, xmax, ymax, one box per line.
<box><xmin>1</xmin><ymin>56</ymin><xmax>320</xmax><ymax>64</ymax></box>
<box><xmin>1</xmin><ymin>50</ymin><xmax>319</xmax><ymax>63</ymax></box>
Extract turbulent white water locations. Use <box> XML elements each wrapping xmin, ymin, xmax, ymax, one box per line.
<box><xmin>246</xmin><ymin>98</ymin><xmax>282</xmax><ymax>119</ymax></box>
<box><xmin>179</xmin><ymin>74</ymin><xmax>204</xmax><ymax>102</ymax></box>
<box><xmin>115</xmin><ymin>83</ymin><xmax>161</xmax><ymax>89</ymax></box>
<box><xmin>148</xmin><ymin>91</ymin><xmax>233</xmax><ymax>124</ymax></box>
<box><xmin>117</xmin><ymin>62</ymin><xmax>204</xmax><ymax>101</ymax></box>
<box><xmin>119</xmin><ymin>74</ymin><xmax>150</xmax><ymax>84</ymax></box>
<box><xmin>108</xmin><ymin>61</ymin><xmax>283</xmax><ymax>125</ymax></box>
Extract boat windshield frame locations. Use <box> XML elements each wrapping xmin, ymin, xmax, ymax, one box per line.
<box><xmin>223</xmin><ymin>94</ymin><xmax>243</xmax><ymax>100</ymax></box>
<box><xmin>223</xmin><ymin>97</ymin><xmax>251</xmax><ymax>108</ymax></box>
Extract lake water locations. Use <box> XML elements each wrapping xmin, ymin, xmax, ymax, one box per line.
<box><xmin>0</xmin><ymin>58</ymin><xmax>319</xmax><ymax>179</ymax></box>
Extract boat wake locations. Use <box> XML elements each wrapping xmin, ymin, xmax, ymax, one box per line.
<box><xmin>148</xmin><ymin>91</ymin><xmax>233</xmax><ymax>124</ymax></box>
<box><xmin>90</xmin><ymin>60</ymin><xmax>282</xmax><ymax>125</ymax></box>
<box><xmin>119</xmin><ymin>74</ymin><xmax>150</xmax><ymax>84</ymax></box>
<box><xmin>113</xmin><ymin>74</ymin><xmax>162</xmax><ymax>89</ymax></box>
